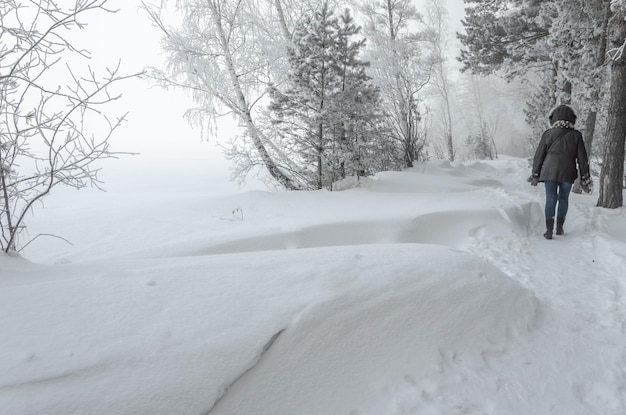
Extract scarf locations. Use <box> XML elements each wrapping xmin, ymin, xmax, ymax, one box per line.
<box><xmin>551</xmin><ymin>120</ymin><xmax>574</xmax><ymax>129</ymax></box>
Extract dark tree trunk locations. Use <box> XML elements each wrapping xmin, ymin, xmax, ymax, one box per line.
<box><xmin>597</xmin><ymin>9</ymin><xmax>626</xmax><ymax>208</ymax></box>
<box><xmin>573</xmin><ymin>0</ymin><xmax>611</xmax><ymax>194</ymax></box>
<box><xmin>317</xmin><ymin>121</ymin><xmax>324</xmax><ymax>190</ymax></box>
<box><xmin>562</xmin><ymin>80</ymin><xmax>572</xmax><ymax>104</ymax></box>
<box><xmin>572</xmin><ymin>110</ymin><xmax>598</xmax><ymax>194</ymax></box>
<box><xmin>583</xmin><ymin>111</ymin><xmax>597</xmax><ymax>156</ymax></box>
<box><xmin>550</xmin><ymin>59</ymin><xmax>558</xmax><ymax>106</ymax></box>
<box><xmin>585</xmin><ymin>0</ymin><xmax>613</xmax><ymax>158</ymax></box>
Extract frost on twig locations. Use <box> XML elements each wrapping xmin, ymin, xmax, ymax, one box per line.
<box><xmin>0</xmin><ymin>0</ymin><xmax>140</xmax><ymax>253</ymax></box>
<box><xmin>607</xmin><ymin>38</ymin><xmax>626</xmax><ymax>61</ymax></box>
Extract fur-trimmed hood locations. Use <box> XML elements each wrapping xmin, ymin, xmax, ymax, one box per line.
<box><xmin>551</xmin><ymin>120</ymin><xmax>575</xmax><ymax>129</ymax></box>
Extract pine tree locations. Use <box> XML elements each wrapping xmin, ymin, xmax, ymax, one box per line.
<box><xmin>269</xmin><ymin>2</ymin><xmax>382</xmax><ymax>189</ymax></box>
<box><xmin>459</xmin><ymin>0</ymin><xmax>611</xmax><ymax>159</ymax></box>
<box><xmin>458</xmin><ymin>0</ymin><xmax>551</xmax><ymax>78</ymax></box>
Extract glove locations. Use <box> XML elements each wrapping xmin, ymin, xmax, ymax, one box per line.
<box><xmin>527</xmin><ymin>174</ymin><xmax>539</xmax><ymax>186</ymax></box>
<box><xmin>580</xmin><ymin>173</ymin><xmax>592</xmax><ymax>194</ymax></box>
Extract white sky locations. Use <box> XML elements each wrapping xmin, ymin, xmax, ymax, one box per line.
<box><xmin>59</xmin><ymin>0</ymin><xmax>245</xmax><ymax>191</ymax></box>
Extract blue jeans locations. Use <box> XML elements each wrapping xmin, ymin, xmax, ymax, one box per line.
<box><xmin>544</xmin><ymin>181</ymin><xmax>573</xmax><ymax>220</ymax></box>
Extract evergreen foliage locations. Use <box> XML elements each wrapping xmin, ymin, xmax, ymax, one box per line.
<box><xmin>464</xmin><ymin>126</ymin><xmax>495</xmax><ymax>160</ymax></box>
<box><xmin>457</xmin><ymin>0</ymin><xmax>551</xmax><ymax>77</ymax></box>
<box><xmin>269</xmin><ymin>3</ymin><xmax>383</xmax><ymax>190</ymax></box>
<box><xmin>459</xmin><ymin>1</ymin><xmax>612</xmax><ymax>158</ymax></box>
<box><xmin>460</xmin><ymin>0</ymin><xmax>625</xmax><ymax>207</ymax></box>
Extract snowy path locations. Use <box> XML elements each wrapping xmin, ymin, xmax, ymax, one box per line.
<box><xmin>411</xmin><ymin>183</ymin><xmax>626</xmax><ymax>414</ymax></box>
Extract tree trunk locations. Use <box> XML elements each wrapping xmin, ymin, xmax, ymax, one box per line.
<box><xmin>1</xmin><ymin>169</ymin><xmax>16</xmax><ymax>252</ymax></box>
<box><xmin>440</xmin><ymin>64</ymin><xmax>454</xmax><ymax>161</ymax></box>
<box><xmin>550</xmin><ymin>59</ymin><xmax>558</xmax><ymax>106</ymax></box>
<box><xmin>317</xmin><ymin>121</ymin><xmax>323</xmax><ymax>190</ymax></box>
<box><xmin>274</xmin><ymin>0</ymin><xmax>292</xmax><ymax>41</ymax></box>
<box><xmin>583</xmin><ymin>110</ymin><xmax>597</xmax><ymax>156</ymax></box>
<box><xmin>573</xmin><ymin>0</ymin><xmax>610</xmax><ymax>194</ymax></box>
<box><xmin>403</xmin><ymin>106</ymin><xmax>415</xmax><ymax>168</ymax></box>
<box><xmin>246</xmin><ymin>109</ymin><xmax>301</xmax><ymax>190</ymax></box>
<box><xmin>209</xmin><ymin>1</ymin><xmax>300</xmax><ymax>190</ymax></box>
<box><xmin>597</xmin><ymin>9</ymin><xmax>626</xmax><ymax>208</ymax></box>
<box><xmin>562</xmin><ymin>80</ymin><xmax>572</xmax><ymax>104</ymax></box>
<box><xmin>446</xmin><ymin>132</ymin><xmax>454</xmax><ymax>161</ymax></box>
<box><xmin>581</xmin><ymin>0</ymin><xmax>611</xmax><ymax>158</ymax></box>
<box><xmin>572</xmin><ymin>110</ymin><xmax>597</xmax><ymax>193</ymax></box>
<box><xmin>386</xmin><ymin>0</ymin><xmax>414</xmax><ymax>168</ymax></box>
<box><xmin>386</xmin><ymin>0</ymin><xmax>395</xmax><ymax>39</ymax></box>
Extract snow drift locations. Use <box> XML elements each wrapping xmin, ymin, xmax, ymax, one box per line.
<box><xmin>2</xmin><ymin>157</ymin><xmax>625</xmax><ymax>414</ymax></box>
<box><xmin>1</xmin><ymin>244</ymin><xmax>538</xmax><ymax>415</ymax></box>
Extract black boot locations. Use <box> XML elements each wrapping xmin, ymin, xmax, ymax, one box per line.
<box><xmin>556</xmin><ymin>217</ymin><xmax>565</xmax><ymax>235</ymax></box>
<box><xmin>544</xmin><ymin>219</ymin><xmax>554</xmax><ymax>240</ymax></box>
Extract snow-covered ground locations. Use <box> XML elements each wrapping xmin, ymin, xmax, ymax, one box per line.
<box><xmin>1</xmin><ymin>155</ymin><xmax>625</xmax><ymax>415</ymax></box>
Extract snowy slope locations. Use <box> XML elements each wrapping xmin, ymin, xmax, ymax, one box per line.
<box><xmin>1</xmin><ymin>157</ymin><xmax>625</xmax><ymax>415</ymax></box>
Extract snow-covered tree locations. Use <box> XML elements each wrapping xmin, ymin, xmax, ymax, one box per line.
<box><xmin>425</xmin><ymin>0</ymin><xmax>456</xmax><ymax>161</ymax></box>
<box><xmin>358</xmin><ymin>0</ymin><xmax>433</xmax><ymax>168</ymax></box>
<box><xmin>549</xmin><ymin>0</ymin><xmax>611</xmax><ymax>162</ymax></box>
<box><xmin>459</xmin><ymin>0</ymin><xmax>626</xmax><ymax>207</ymax></box>
<box><xmin>144</xmin><ymin>0</ymin><xmax>305</xmax><ymax>190</ymax></box>
<box><xmin>458</xmin><ymin>0</ymin><xmax>610</xmax><ymax>155</ymax></box>
<box><xmin>464</xmin><ymin>126</ymin><xmax>494</xmax><ymax>160</ymax></box>
<box><xmin>458</xmin><ymin>0</ymin><xmax>551</xmax><ymax>78</ymax></box>
<box><xmin>269</xmin><ymin>3</ymin><xmax>382</xmax><ymax>189</ymax></box>
<box><xmin>455</xmin><ymin>74</ymin><xmax>503</xmax><ymax>160</ymax></box>
<box><xmin>0</xmin><ymin>0</ymin><xmax>136</xmax><ymax>253</ymax></box>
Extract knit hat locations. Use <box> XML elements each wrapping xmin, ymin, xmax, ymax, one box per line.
<box><xmin>548</xmin><ymin>104</ymin><xmax>577</xmax><ymax>125</ymax></box>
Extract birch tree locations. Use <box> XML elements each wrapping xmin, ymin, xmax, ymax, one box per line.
<box><xmin>425</xmin><ymin>0</ymin><xmax>455</xmax><ymax>161</ymax></box>
<box><xmin>143</xmin><ymin>0</ymin><xmax>303</xmax><ymax>189</ymax></box>
<box><xmin>0</xmin><ymin>0</ymin><xmax>136</xmax><ymax>253</ymax></box>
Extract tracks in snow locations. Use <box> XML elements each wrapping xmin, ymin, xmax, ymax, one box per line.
<box><xmin>456</xmin><ymin>190</ymin><xmax>626</xmax><ymax>415</ymax></box>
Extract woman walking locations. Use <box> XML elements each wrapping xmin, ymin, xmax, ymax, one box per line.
<box><xmin>528</xmin><ymin>104</ymin><xmax>592</xmax><ymax>239</ymax></box>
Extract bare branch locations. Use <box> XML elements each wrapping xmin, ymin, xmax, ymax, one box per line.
<box><xmin>18</xmin><ymin>232</ymin><xmax>74</xmax><ymax>253</ymax></box>
<box><xmin>1</xmin><ymin>0</ymin><xmax>140</xmax><ymax>253</ymax></box>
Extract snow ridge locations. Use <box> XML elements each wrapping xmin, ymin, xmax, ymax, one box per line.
<box><xmin>205</xmin><ymin>329</ymin><xmax>285</xmax><ymax>414</ymax></box>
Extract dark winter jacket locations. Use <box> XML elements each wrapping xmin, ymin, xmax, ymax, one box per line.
<box><xmin>532</xmin><ymin>125</ymin><xmax>590</xmax><ymax>183</ymax></box>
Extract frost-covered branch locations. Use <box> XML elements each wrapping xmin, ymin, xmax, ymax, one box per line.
<box><xmin>607</xmin><ymin>38</ymin><xmax>626</xmax><ymax>60</ymax></box>
<box><xmin>142</xmin><ymin>0</ymin><xmax>302</xmax><ymax>189</ymax></box>
<box><xmin>0</xmin><ymin>0</ymin><xmax>140</xmax><ymax>253</ymax></box>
